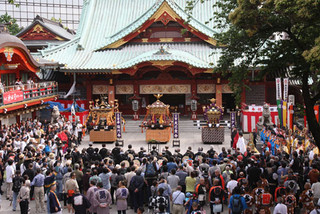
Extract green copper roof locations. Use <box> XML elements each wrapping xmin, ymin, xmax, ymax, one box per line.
<box><xmin>39</xmin><ymin>0</ymin><xmax>222</xmax><ymax>71</ymax></box>
<box><xmin>42</xmin><ymin>43</ymin><xmax>221</xmax><ymax>71</ymax></box>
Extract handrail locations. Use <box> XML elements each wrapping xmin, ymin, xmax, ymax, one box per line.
<box><xmin>0</xmin><ymin>81</ymin><xmax>57</xmax><ymax>93</ymax></box>
<box><xmin>0</xmin><ymin>81</ymin><xmax>58</xmax><ymax>106</ymax></box>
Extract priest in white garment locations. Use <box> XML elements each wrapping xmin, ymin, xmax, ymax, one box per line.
<box><xmin>237</xmin><ymin>132</ymin><xmax>247</xmax><ymax>154</ymax></box>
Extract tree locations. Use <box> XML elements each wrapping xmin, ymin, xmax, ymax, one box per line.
<box><xmin>187</xmin><ymin>0</ymin><xmax>320</xmax><ymax>148</ymax></box>
<box><xmin>0</xmin><ymin>13</ymin><xmax>22</xmax><ymax>35</ymax></box>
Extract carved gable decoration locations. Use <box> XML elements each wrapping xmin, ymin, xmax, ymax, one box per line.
<box><xmin>156</xmin><ymin>11</ymin><xmax>174</xmax><ymax>26</ymax></box>
<box><xmin>19</xmin><ymin>24</ymin><xmax>63</xmax><ymax>41</ymax></box>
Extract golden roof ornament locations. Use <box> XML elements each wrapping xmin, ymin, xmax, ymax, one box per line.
<box><xmin>154</xmin><ymin>94</ymin><xmax>163</xmax><ymax>100</ymax></box>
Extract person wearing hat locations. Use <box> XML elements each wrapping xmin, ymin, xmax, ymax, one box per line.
<box><xmin>48</xmin><ymin>184</ymin><xmax>61</xmax><ymax>214</ymax></box>
<box><xmin>44</xmin><ymin>169</ymin><xmax>56</xmax><ymax>214</ymax></box>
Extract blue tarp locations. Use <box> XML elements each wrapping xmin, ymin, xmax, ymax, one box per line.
<box><xmin>45</xmin><ymin>101</ymin><xmax>86</xmax><ymax>112</ymax></box>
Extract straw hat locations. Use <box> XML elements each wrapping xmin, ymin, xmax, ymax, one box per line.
<box><xmin>120</xmin><ymin>160</ymin><xmax>130</xmax><ymax>168</ymax></box>
<box><xmin>182</xmin><ymin>156</ymin><xmax>189</xmax><ymax>162</ymax></box>
<box><xmin>133</xmin><ymin>160</ymin><xmax>140</xmax><ymax>167</ymax></box>
<box><xmin>127</xmin><ymin>154</ymin><xmax>134</xmax><ymax>161</ymax></box>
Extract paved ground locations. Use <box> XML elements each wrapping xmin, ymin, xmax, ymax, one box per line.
<box><xmin>0</xmin><ymin>117</ymin><xmax>239</xmax><ymax>214</ymax></box>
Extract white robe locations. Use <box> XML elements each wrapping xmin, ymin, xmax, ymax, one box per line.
<box><xmin>237</xmin><ymin>137</ymin><xmax>246</xmax><ymax>154</ymax></box>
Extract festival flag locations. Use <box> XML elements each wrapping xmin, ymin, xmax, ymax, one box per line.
<box><xmin>314</xmin><ymin>105</ymin><xmax>320</xmax><ymax>123</ymax></box>
<box><xmin>288</xmin><ymin>104</ymin><xmax>294</xmax><ymax>130</ymax></box>
<box><xmin>283</xmin><ymin>78</ymin><xmax>289</xmax><ymax>101</ymax></box>
<box><xmin>71</xmin><ymin>102</ymin><xmax>76</xmax><ymax>116</ymax></box>
<box><xmin>282</xmin><ymin>101</ymin><xmax>287</xmax><ymax>127</ymax></box>
<box><xmin>276</xmin><ymin>78</ymin><xmax>282</xmax><ymax>125</ymax></box>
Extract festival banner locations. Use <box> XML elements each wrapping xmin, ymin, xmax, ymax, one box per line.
<box><xmin>276</xmin><ymin>78</ymin><xmax>282</xmax><ymax>100</ymax></box>
<box><xmin>314</xmin><ymin>105</ymin><xmax>320</xmax><ymax>123</ymax></box>
<box><xmin>282</xmin><ymin>101</ymin><xmax>287</xmax><ymax>127</ymax></box>
<box><xmin>3</xmin><ymin>90</ymin><xmax>24</xmax><ymax>104</ymax></box>
<box><xmin>276</xmin><ymin>78</ymin><xmax>283</xmax><ymax>126</ymax></box>
<box><xmin>288</xmin><ymin>104</ymin><xmax>294</xmax><ymax>130</ymax></box>
<box><xmin>230</xmin><ymin>111</ymin><xmax>236</xmax><ymax>128</ymax></box>
<box><xmin>283</xmin><ymin>78</ymin><xmax>289</xmax><ymax>101</ymax></box>
<box><xmin>115</xmin><ymin>112</ymin><xmax>122</xmax><ymax>139</ymax></box>
<box><xmin>173</xmin><ymin>113</ymin><xmax>179</xmax><ymax>139</ymax></box>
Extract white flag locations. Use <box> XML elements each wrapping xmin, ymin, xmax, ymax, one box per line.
<box><xmin>64</xmin><ymin>81</ymin><xmax>76</xmax><ymax>99</ymax></box>
<box><xmin>71</xmin><ymin>103</ymin><xmax>76</xmax><ymax>116</ymax></box>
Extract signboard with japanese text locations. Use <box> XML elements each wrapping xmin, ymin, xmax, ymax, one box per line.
<box><xmin>230</xmin><ymin>111</ymin><xmax>236</xmax><ymax>128</ymax></box>
<box><xmin>276</xmin><ymin>78</ymin><xmax>282</xmax><ymax>100</ymax></box>
<box><xmin>3</xmin><ymin>90</ymin><xmax>23</xmax><ymax>104</ymax></box>
<box><xmin>173</xmin><ymin>113</ymin><xmax>179</xmax><ymax>139</ymax></box>
<box><xmin>115</xmin><ymin>112</ymin><xmax>122</xmax><ymax>139</ymax></box>
<box><xmin>283</xmin><ymin>78</ymin><xmax>289</xmax><ymax>101</ymax></box>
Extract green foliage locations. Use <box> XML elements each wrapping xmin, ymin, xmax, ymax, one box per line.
<box><xmin>7</xmin><ymin>0</ymin><xmax>19</xmax><ymax>7</ymax></box>
<box><xmin>0</xmin><ymin>13</ymin><xmax>22</xmax><ymax>35</ymax></box>
<box><xmin>190</xmin><ymin>0</ymin><xmax>320</xmax><ymax>145</ymax></box>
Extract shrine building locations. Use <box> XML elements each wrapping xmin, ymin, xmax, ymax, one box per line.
<box><xmin>0</xmin><ymin>24</ymin><xmax>59</xmax><ymax>125</ymax></box>
<box><xmin>17</xmin><ymin>15</ymin><xmax>75</xmax><ymax>53</ymax></box>
<box><xmin>37</xmin><ymin>0</ymin><xmax>280</xmax><ymax>118</ymax></box>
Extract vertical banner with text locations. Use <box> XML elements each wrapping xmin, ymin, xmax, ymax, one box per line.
<box><xmin>283</xmin><ymin>78</ymin><xmax>289</xmax><ymax>101</ymax></box>
<box><xmin>115</xmin><ymin>112</ymin><xmax>122</xmax><ymax>139</ymax></box>
<box><xmin>173</xmin><ymin>113</ymin><xmax>179</xmax><ymax>139</ymax></box>
<box><xmin>230</xmin><ymin>111</ymin><xmax>236</xmax><ymax>128</ymax></box>
<box><xmin>282</xmin><ymin>101</ymin><xmax>287</xmax><ymax>127</ymax></box>
<box><xmin>276</xmin><ymin>78</ymin><xmax>282</xmax><ymax>126</ymax></box>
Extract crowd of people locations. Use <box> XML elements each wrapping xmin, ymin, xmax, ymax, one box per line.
<box><xmin>1</xmin><ymin>117</ymin><xmax>320</xmax><ymax>214</ymax></box>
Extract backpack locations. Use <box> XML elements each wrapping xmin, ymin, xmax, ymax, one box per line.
<box><xmin>145</xmin><ymin>163</ymin><xmax>156</xmax><ymax>177</ymax></box>
<box><xmin>12</xmin><ymin>177</ymin><xmax>22</xmax><ymax>192</ymax></box>
<box><xmin>232</xmin><ymin>195</ymin><xmax>243</xmax><ymax>214</ymax></box>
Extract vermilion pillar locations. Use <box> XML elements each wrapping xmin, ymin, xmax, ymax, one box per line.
<box><xmin>108</xmin><ymin>85</ymin><xmax>115</xmax><ymax>104</ymax></box>
<box><xmin>216</xmin><ymin>84</ymin><xmax>222</xmax><ymax>107</ymax></box>
<box><xmin>86</xmin><ymin>81</ymin><xmax>92</xmax><ymax>101</ymax></box>
<box><xmin>16</xmin><ymin>115</ymin><xmax>20</xmax><ymax>125</ymax></box>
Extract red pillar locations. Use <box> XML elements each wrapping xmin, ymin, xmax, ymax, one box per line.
<box><xmin>86</xmin><ymin>80</ymin><xmax>92</xmax><ymax>101</ymax></box>
<box><xmin>16</xmin><ymin>115</ymin><xmax>20</xmax><ymax>125</ymax></box>
<box><xmin>32</xmin><ymin>111</ymin><xmax>37</xmax><ymax>120</ymax></box>
<box><xmin>241</xmin><ymin>87</ymin><xmax>246</xmax><ymax>104</ymax></box>
<box><xmin>216</xmin><ymin>84</ymin><xmax>222</xmax><ymax>107</ymax></box>
<box><xmin>191</xmin><ymin>80</ymin><xmax>197</xmax><ymax>120</ymax></box>
<box><xmin>133</xmin><ymin>81</ymin><xmax>140</xmax><ymax>120</ymax></box>
<box><xmin>108</xmin><ymin>85</ymin><xmax>115</xmax><ymax>104</ymax></box>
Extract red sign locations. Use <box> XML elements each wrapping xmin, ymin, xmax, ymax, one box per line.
<box><xmin>3</xmin><ymin>90</ymin><xmax>24</xmax><ymax>104</ymax></box>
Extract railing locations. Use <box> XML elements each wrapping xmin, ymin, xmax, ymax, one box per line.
<box><xmin>0</xmin><ymin>81</ymin><xmax>58</xmax><ymax>106</ymax></box>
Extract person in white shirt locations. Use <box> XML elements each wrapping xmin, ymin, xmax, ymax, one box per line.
<box><xmin>172</xmin><ymin>186</ymin><xmax>185</xmax><ymax>214</ymax></box>
<box><xmin>310</xmin><ymin>198</ymin><xmax>320</xmax><ymax>214</ymax></box>
<box><xmin>273</xmin><ymin>197</ymin><xmax>287</xmax><ymax>214</ymax></box>
<box><xmin>226</xmin><ymin>174</ymin><xmax>238</xmax><ymax>196</ymax></box>
<box><xmin>237</xmin><ymin>133</ymin><xmax>246</xmax><ymax>154</ymax></box>
<box><xmin>6</xmin><ymin>159</ymin><xmax>15</xmax><ymax>200</ymax></box>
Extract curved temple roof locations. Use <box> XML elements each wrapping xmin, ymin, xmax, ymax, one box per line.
<box><xmin>39</xmin><ymin>0</ymin><xmax>222</xmax><ymax>72</ymax></box>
